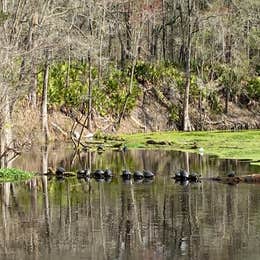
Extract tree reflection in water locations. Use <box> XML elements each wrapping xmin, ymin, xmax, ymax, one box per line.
<box><xmin>0</xmin><ymin>148</ymin><xmax>259</xmax><ymax>259</ymax></box>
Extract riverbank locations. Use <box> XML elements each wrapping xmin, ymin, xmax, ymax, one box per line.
<box><xmin>121</xmin><ymin>130</ymin><xmax>260</xmax><ymax>166</ymax></box>
<box><xmin>8</xmin><ymin>105</ymin><xmax>260</xmax><ymax>168</ymax></box>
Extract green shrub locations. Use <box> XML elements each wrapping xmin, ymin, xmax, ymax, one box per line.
<box><xmin>247</xmin><ymin>77</ymin><xmax>260</xmax><ymax>100</ymax></box>
<box><xmin>0</xmin><ymin>168</ymin><xmax>33</xmax><ymax>182</ymax></box>
<box><xmin>38</xmin><ymin>62</ymin><xmax>141</xmax><ymax>118</ymax></box>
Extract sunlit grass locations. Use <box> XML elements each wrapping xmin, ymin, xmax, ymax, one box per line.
<box><xmin>121</xmin><ymin>130</ymin><xmax>260</xmax><ymax>165</ymax></box>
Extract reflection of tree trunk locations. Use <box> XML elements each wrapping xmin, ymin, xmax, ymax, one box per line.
<box><xmin>184</xmin><ymin>152</ymin><xmax>189</xmax><ymax>173</ymax></box>
<box><xmin>141</xmin><ymin>151</ymin><xmax>146</xmax><ymax>170</ymax></box>
<box><xmin>118</xmin><ymin>182</ymin><xmax>143</xmax><ymax>257</ymax></box>
<box><xmin>162</xmin><ymin>177</ymin><xmax>167</xmax><ymax>245</ymax></box>
<box><xmin>31</xmin><ymin>177</ymin><xmax>39</xmax><ymax>259</ymax></box>
<box><xmin>88</xmin><ymin>151</ymin><xmax>92</xmax><ymax>172</ymax></box>
<box><xmin>130</xmin><ymin>183</ymin><xmax>142</xmax><ymax>245</ymax></box>
<box><xmin>42</xmin><ymin>176</ymin><xmax>51</xmax><ymax>253</ymax></box>
<box><xmin>180</xmin><ymin>188</ymin><xmax>192</xmax><ymax>257</ymax></box>
<box><xmin>31</xmin><ymin>178</ymin><xmax>38</xmax><ymax>218</ymax></box>
<box><xmin>41</xmin><ymin>144</ymin><xmax>48</xmax><ymax>174</ymax></box>
<box><xmin>99</xmin><ymin>184</ymin><xmax>107</xmax><ymax>260</ymax></box>
<box><xmin>121</xmin><ymin>151</ymin><xmax>127</xmax><ymax>170</ymax></box>
<box><xmin>65</xmin><ymin>181</ymin><xmax>71</xmax><ymax>242</ymax></box>
<box><xmin>117</xmin><ymin>187</ymin><xmax>126</xmax><ymax>258</ymax></box>
<box><xmin>2</xmin><ymin>183</ymin><xmax>10</xmax><ymax>256</ymax></box>
<box><xmin>88</xmin><ymin>179</ymin><xmax>94</xmax><ymax>246</ymax></box>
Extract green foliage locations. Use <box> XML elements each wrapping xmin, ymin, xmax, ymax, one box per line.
<box><xmin>207</xmin><ymin>91</ymin><xmax>223</xmax><ymax>114</ymax></box>
<box><xmin>0</xmin><ymin>168</ymin><xmax>34</xmax><ymax>182</ymax></box>
<box><xmin>168</xmin><ymin>104</ymin><xmax>180</xmax><ymax>122</ymax></box>
<box><xmin>37</xmin><ymin>60</ymin><xmax>258</xmax><ymax>123</ymax></box>
<box><xmin>134</xmin><ymin>61</ymin><xmax>185</xmax><ymax>90</ymax></box>
<box><xmin>247</xmin><ymin>77</ymin><xmax>260</xmax><ymax>100</ymax></box>
<box><xmin>0</xmin><ymin>11</ymin><xmax>9</xmax><ymax>25</ymax></box>
<box><xmin>102</xmin><ymin>66</ymin><xmax>140</xmax><ymax>117</ymax></box>
<box><xmin>38</xmin><ymin>63</ymin><xmax>141</xmax><ymax>118</ymax></box>
<box><xmin>38</xmin><ymin>62</ymin><xmax>87</xmax><ymax>107</ymax></box>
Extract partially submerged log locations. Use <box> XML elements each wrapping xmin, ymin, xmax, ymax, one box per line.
<box><xmin>206</xmin><ymin>174</ymin><xmax>260</xmax><ymax>185</ymax></box>
<box><xmin>173</xmin><ymin>171</ymin><xmax>260</xmax><ymax>185</ymax></box>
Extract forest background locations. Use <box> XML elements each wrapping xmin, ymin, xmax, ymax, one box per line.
<box><xmin>0</xmin><ymin>0</ymin><xmax>259</xmax><ymax>163</ymax></box>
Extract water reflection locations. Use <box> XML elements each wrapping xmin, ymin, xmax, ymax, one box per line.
<box><xmin>0</xmin><ymin>147</ymin><xmax>259</xmax><ymax>259</ymax></box>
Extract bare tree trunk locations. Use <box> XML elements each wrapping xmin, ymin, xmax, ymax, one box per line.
<box><xmin>27</xmin><ymin>11</ymin><xmax>38</xmax><ymax>108</ymax></box>
<box><xmin>0</xmin><ymin>94</ymin><xmax>13</xmax><ymax>167</ymax></box>
<box><xmin>2</xmin><ymin>0</ymin><xmax>7</xmax><ymax>12</ymax></box>
<box><xmin>225</xmin><ymin>87</ymin><xmax>230</xmax><ymax>114</ymax></box>
<box><xmin>183</xmin><ymin>35</ymin><xmax>192</xmax><ymax>130</ymax></box>
<box><xmin>87</xmin><ymin>51</ymin><xmax>92</xmax><ymax>131</ymax></box>
<box><xmin>29</xmin><ymin>64</ymin><xmax>37</xmax><ymax>108</ymax></box>
<box><xmin>98</xmin><ymin>1</ymin><xmax>106</xmax><ymax>89</ymax></box>
<box><xmin>183</xmin><ymin>0</ymin><xmax>193</xmax><ymax>131</ymax></box>
<box><xmin>41</xmin><ymin>50</ymin><xmax>50</xmax><ymax>144</ymax></box>
<box><xmin>162</xmin><ymin>0</ymin><xmax>166</xmax><ymax>61</ymax></box>
<box><xmin>117</xmin><ymin>19</ymin><xmax>144</xmax><ymax>126</ymax></box>
<box><xmin>125</xmin><ymin>1</ymin><xmax>132</xmax><ymax>60</ymax></box>
<box><xmin>42</xmin><ymin>175</ymin><xmax>51</xmax><ymax>252</ymax></box>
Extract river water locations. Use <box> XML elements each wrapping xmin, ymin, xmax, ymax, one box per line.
<box><xmin>0</xmin><ymin>146</ymin><xmax>260</xmax><ymax>260</ymax></box>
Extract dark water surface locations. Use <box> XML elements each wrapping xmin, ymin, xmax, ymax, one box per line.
<box><xmin>1</xmin><ymin>146</ymin><xmax>260</xmax><ymax>260</ymax></box>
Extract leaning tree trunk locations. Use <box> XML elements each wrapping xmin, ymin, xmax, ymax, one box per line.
<box><xmin>41</xmin><ymin>51</ymin><xmax>50</xmax><ymax>145</ymax></box>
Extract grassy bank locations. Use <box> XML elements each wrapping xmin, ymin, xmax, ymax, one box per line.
<box><xmin>0</xmin><ymin>168</ymin><xmax>34</xmax><ymax>183</ymax></box>
<box><xmin>121</xmin><ymin>130</ymin><xmax>260</xmax><ymax>166</ymax></box>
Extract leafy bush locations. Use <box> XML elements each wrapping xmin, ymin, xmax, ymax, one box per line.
<box><xmin>103</xmin><ymin>66</ymin><xmax>140</xmax><ymax>117</ymax></box>
<box><xmin>38</xmin><ymin>62</ymin><xmax>141</xmax><ymax>118</ymax></box>
<box><xmin>247</xmin><ymin>77</ymin><xmax>260</xmax><ymax>101</ymax></box>
<box><xmin>0</xmin><ymin>168</ymin><xmax>33</xmax><ymax>182</ymax></box>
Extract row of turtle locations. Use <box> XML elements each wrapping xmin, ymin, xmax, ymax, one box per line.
<box><xmin>52</xmin><ymin>167</ymin><xmax>201</xmax><ymax>182</ymax></box>
<box><xmin>55</xmin><ymin>167</ymin><xmax>155</xmax><ymax>179</ymax></box>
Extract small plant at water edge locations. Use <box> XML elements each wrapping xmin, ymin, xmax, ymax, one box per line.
<box><xmin>0</xmin><ymin>168</ymin><xmax>34</xmax><ymax>182</ymax></box>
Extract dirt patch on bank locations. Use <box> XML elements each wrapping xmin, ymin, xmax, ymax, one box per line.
<box><xmin>12</xmin><ymin>96</ymin><xmax>260</xmax><ymax>145</ymax></box>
